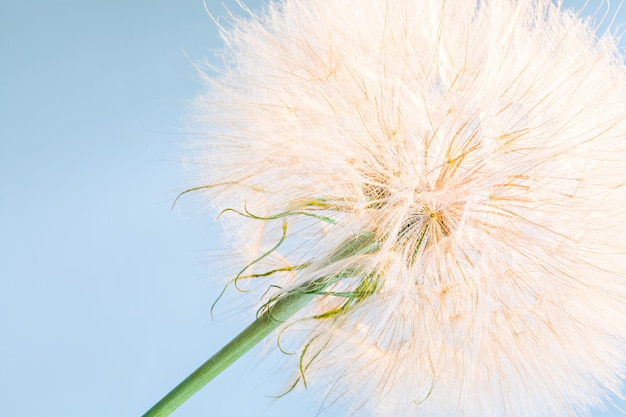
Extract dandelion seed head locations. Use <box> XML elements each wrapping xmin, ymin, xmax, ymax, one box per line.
<box><xmin>190</xmin><ymin>0</ymin><xmax>626</xmax><ymax>416</ymax></box>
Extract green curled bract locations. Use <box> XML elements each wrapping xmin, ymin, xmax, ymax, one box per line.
<box><xmin>218</xmin><ymin>203</ymin><xmax>336</xmax><ymax>224</ymax></box>
<box><xmin>170</xmin><ymin>182</ymin><xmax>265</xmax><ymax>210</ymax></box>
<box><xmin>210</xmin><ymin>220</ymin><xmax>289</xmax><ymax>318</ymax></box>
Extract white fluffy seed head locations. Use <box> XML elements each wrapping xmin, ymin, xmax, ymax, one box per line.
<box><xmin>190</xmin><ymin>0</ymin><xmax>626</xmax><ymax>416</ymax></box>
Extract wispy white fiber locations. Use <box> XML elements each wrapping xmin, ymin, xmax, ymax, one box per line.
<box><xmin>190</xmin><ymin>1</ymin><xmax>626</xmax><ymax>416</ymax></box>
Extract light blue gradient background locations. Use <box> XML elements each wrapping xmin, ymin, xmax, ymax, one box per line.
<box><xmin>1</xmin><ymin>1</ymin><xmax>624</xmax><ymax>416</ymax></box>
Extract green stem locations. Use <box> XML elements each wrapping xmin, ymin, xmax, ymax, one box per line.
<box><xmin>141</xmin><ymin>282</ymin><xmax>319</xmax><ymax>417</ymax></box>
<box><xmin>142</xmin><ymin>232</ymin><xmax>378</xmax><ymax>417</ymax></box>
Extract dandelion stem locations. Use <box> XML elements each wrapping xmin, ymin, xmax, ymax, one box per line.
<box><xmin>142</xmin><ymin>232</ymin><xmax>379</xmax><ymax>417</ymax></box>
<box><xmin>142</xmin><ymin>280</ymin><xmax>319</xmax><ymax>417</ymax></box>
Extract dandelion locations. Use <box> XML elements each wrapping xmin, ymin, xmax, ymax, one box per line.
<box><xmin>144</xmin><ymin>0</ymin><xmax>626</xmax><ymax>416</ymax></box>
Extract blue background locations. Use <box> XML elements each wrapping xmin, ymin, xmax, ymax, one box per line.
<box><xmin>1</xmin><ymin>1</ymin><xmax>624</xmax><ymax>416</ymax></box>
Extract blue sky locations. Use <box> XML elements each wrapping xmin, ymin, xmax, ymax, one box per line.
<box><xmin>1</xmin><ymin>1</ymin><xmax>625</xmax><ymax>416</ymax></box>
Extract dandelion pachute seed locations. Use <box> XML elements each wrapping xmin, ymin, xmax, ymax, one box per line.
<box><xmin>185</xmin><ymin>0</ymin><xmax>626</xmax><ymax>416</ymax></box>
